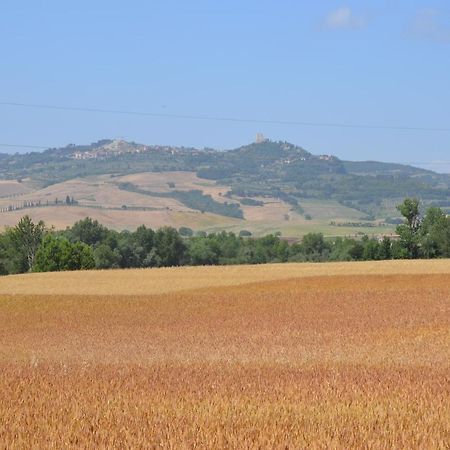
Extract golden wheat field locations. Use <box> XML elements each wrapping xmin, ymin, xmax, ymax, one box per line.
<box><xmin>0</xmin><ymin>260</ymin><xmax>449</xmax><ymax>449</ymax></box>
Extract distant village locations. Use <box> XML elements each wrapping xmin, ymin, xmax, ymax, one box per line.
<box><xmin>71</xmin><ymin>139</ymin><xmax>207</xmax><ymax>161</ymax></box>
<box><xmin>70</xmin><ymin>136</ymin><xmax>334</xmax><ymax>162</ymax></box>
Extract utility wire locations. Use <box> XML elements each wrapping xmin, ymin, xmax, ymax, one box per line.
<box><xmin>0</xmin><ymin>101</ymin><xmax>448</xmax><ymax>167</ymax></box>
<box><xmin>1</xmin><ymin>101</ymin><xmax>450</xmax><ymax>133</ymax></box>
<box><xmin>0</xmin><ymin>143</ymin><xmax>49</xmax><ymax>150</ymax></box>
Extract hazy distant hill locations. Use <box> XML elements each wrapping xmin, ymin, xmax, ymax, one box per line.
<box><xmin>0</xmin><ymin>139</ymin><xmax>448</xmax><ymax>235</ymax></box>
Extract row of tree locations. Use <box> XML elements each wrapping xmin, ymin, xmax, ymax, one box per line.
<box><xmin>0</xmin><ymin>196</ymin><xmax>78</xmax><ymax>214</ymax></box>
<box><xmin>0</xmin><ymin>199</ymin><xmax>448</xmax><ymax>275</ymax></box>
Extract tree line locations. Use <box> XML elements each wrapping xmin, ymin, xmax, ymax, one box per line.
<box><xmin>0</xmin><ymin>196</ymin><xmax>78</xmax><ymax>214</ymax></box>
<box><xmin>0</xmin><ymin>198</ymin><xmax>448</xmax><ymax>275</ymax></box>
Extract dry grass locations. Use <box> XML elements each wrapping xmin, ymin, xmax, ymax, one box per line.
<box><xmin>0</xmin><ymin>172</ymin><xmax>242</xmax><ymax>231</ymax></box>
<box><xmin>0</xmin><ymin>176</ymin><xmax>188</xmax><ymax>210</ymax></box>
<box><xmin>0</xmin><ymin>205</ymin><xmax>244</xmax><ymax>231</ymax></box>
<box><xmin>0</xmin><ymin>172</ymin><xmax>222</xmax><ymax>212</ymax></box>
<box><xmin>119</xmin><ymin>171</ymin><xmax>224</xmax><ymax>198</ymax></box>
<box><xmin>0</xmin><ymin>171</ymin><xmax>397</xmax><ymax>236</ymax></box>
<box><xmin>0</xmin><ymin>261</ymin><xmax>449</xmax><ymax>448</ymax></box>
<box><xmin>0</xmin><ymin>180</ymin><xmax>32</xmax><ymax>197</ymax></box>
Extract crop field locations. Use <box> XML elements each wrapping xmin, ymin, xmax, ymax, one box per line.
<box><xmin>0</xmin><ymin>171</ymin><xmax>396</xmax><ymax>237</ymax></box>
<box><xmin>0</xmin><ymin>180</ymin><xmax>32</xmax><ymax>198</ymax></box>
<box><xmin>0</xmin><ymin>260</ymin><xmax>449</xmax><ymax>448</ymax></box>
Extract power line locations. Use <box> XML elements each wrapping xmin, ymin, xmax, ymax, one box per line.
<box><xmin>400</xmin><ymin>162</ymin><xmax>450</xmax><ymax>166</ymax></box>
<box><xmin>1</xmin><ymin>101</ymin><xmax>450</xmax><ymax>133</ymax></box>
<box><xmin>0</xmin><ymin>143</ymin><xmax>49</xmax><ymax>150</ymax></box>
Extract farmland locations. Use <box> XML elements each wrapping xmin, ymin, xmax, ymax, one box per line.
<box><xmin>1</xmin><ymin>260</ymin><xmax>449</xmax><ymax>448</ymax></box>
<box><xmin>0</xmin><ymin>171</ymin><xmax>395</xmax><ymax>237</ymax></box>
<box><xmin>1</xmin><ymin>138</ymin><xmax>449</xmax><ymax>237</ymax></box>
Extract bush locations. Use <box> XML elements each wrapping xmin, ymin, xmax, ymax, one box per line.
<box><xmin>179</xmin><ymin>227</ymin><xmax>194</xmax><ymax>237</ymax></box>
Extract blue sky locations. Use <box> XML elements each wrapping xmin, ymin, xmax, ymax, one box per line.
<box><xmin>1</xmin><ymin>1</ymin><xmax>450</xmax><ymax>171</ymax></box>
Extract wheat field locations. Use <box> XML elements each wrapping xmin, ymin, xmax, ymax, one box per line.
<box><xmin>0</xmin><ymin>261</ymin><xmax>449</xmax><ymax>448</ymax></box>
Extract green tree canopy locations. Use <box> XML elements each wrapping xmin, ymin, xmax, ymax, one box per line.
<box><xmin>396</xmin><ymin>198</ymin><xmax>421</xmax><ymax>258</ymax></box>
<box><xmin>68</xmin><ymin>217</ymin><xmax>108</xmax><ymax>246</ymax></box>
<box><xmin>33</xmin><ymin>235</ymin><xmax>95</xmax><ymax>272</ymax></box>
<box><xmin>420</xmin><ymin>207</ymin><xmax>450</xmax><ymax>258</ymax></box>
<box><xmin>154</xmin><ymin>227</ymin><xmax>186</xmax><ymax>267</ymax></box>
<box><xmin>9</xmin><ymin>215</ymin><xmax>46</xmax><ymax>272</ymax></box>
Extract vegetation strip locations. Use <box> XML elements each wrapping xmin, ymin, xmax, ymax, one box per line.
<box><xmin>118</xmin><ymin>182</ymin><xmax>244</xmax><ymax>218</ymax></box>
<box><xmin>1</xmin><ymin>198</ymin><xmax>449</xmax><ymax>275</ymax></box>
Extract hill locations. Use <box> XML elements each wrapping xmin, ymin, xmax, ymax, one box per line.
<box><xmin>0</xmin><ymin>139</ymin><xmax>448</xmax><ymax>235</ymax></box>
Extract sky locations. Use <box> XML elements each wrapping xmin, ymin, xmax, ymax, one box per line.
<box><xmin>1</xmin><ymin>1</ymin><xmax>450</xmax><ymax>172</ymax></box>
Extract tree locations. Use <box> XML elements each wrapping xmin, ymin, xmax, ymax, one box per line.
<box><xmin>432</xmin><ymin>216</ymin><xmax>450</xmax><ymax>257</ymax></box>
<box><xmin>391</xmin><ymin>240</ymin><xmax>409</xmax><ymax>259</ymax></box>
<box><xmin>301</xmin><ymin>233</ymin><xmax>330</xmax><ymax>261</ymax></box>
<box><xmin>0</xmin><ymin>233</ymin><xmax>10</xmax><ymax>275</ymax></box>
<box><xmin>0</xmin><ymin>231</ymin><xmax>19</xmax><ymax>274</ymax></box>
<box><xmin>67</xmin><ymin>242</ymin><xmax>95</xmax><ymax>270</ymax></box>
<box><xmin>33</xmin><ymin>235</ymin><xmax>70</xmax><ymax>272</ymax></box>
<box><xmin>93</xmin><ymin>243</ymin><xmax>120</xmax><ymax>269</ymax></box>
<box><xmin>396</xmin><ymin>198</ymin><xmax>421</xmax><ymax>258</ymax></box>
<box><xmin>217</xmin><ymin>232</ymin><xmax>240</xmax><ymax>261</ymax></box>
<box><xmin>68</xmin><ymin>217</ymin><xmax>108</xmax><ymax>246</ymax></box>
<box><xmin>397</xmin><ymin>198</ymin><xmax>421</xmax><ymax>232</ymax></box>
<box><xmin>362</xmin><ymin>237</ymin><xmax>381</xmax><ymax>260</ymax></box>
<box><xmin>188</xmin><ymin>238</ymin><xmax>219</xmax><ymax>265</ymax></box>
<box><xmin>420</xmin><ymin>207</ymin><xmax>450</xmax><ymax>258</ymax></box>
<box><xmin>133</xmin><ymin>225</ymin><xmax>155</xmax><ymax>253</ymax></box>
<box><xmin>377</xmin><ymin>237</ymin><xmax>392</xmax><ymax>260</ymax></box>
<box><xmin>179</xmin><ymin>226</ymin><xmax>194</xmax><ymax>237</ymax></box>
<box><xmin>33</xmin><ymin>235</ymin><xmax>95</xmax><ymax>272</ymax></box>
<box><xmin>9</xmin><ymin>215</ymin><xmax>46</xmax><ymax>272</ymax></box>
<box><xmin>154</xmin><ymin>227</ymin><xmax>186</xmax><ymax>267</ymax></box>
<box><xmin>348</xmin><ymin>241</ymin><xmax>364</xmax><ymax>261</ymax></box>
<box><xmin>252</xmin><ymin>234</ymin><xmax>287</xmax><ymax>263</ymax></box>
<box><xmin>115</xmin><ymin>231</ymin><xmax>142</xmax><ymax>268</ymax></box>
<box><xmin>329</xmin><ymin>237</ymin><xmax>353</xmax><ymax>261</ymax></box>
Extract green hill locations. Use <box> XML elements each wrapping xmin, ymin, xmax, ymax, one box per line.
<box><xmin>0</xmin><ymin>139</ymin><xmax>448</xmax><ymax>222</ymax></box>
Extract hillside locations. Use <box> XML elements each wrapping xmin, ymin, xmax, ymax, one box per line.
<box><xmin>0</xmin><ymin>139</ymin><xmax>448</xmax><ymax>235</ymax></box>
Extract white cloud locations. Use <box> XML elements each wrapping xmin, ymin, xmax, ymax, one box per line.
<box><xmin>409</xmin><ymin>9</ymin><xmax>450</xmax><ymax>43</ymax></box>
<box><xmin>323</xmin><ymin>6</ymin><xmax>367</xmax><ymax>30</ymax></box>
